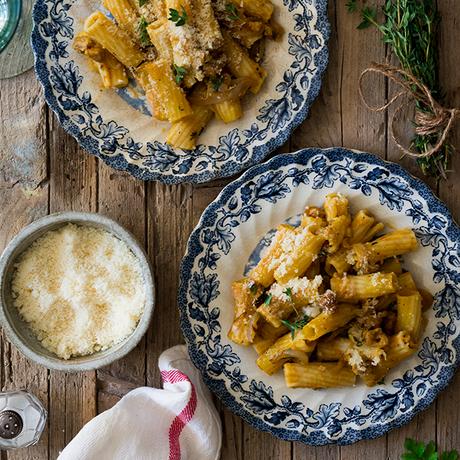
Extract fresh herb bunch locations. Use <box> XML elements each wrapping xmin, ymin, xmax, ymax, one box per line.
<box><xmin>281</xmin><ymin>315</ymin><xmax>310</xmax><ymax>339</ymax></box>
<box><xmin>402</xmin><ymin>438</ymin><xmax>459</xmax><ymax>460</ymax></box>
<box><xmin>348</xmin><ymin>0</ymin><xmax>452</xmax><ymax>178</ymax></box>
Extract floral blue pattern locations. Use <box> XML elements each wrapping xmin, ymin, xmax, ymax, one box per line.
<box><xmin>31</xmin><ymin>0</ymin><xmax>329</xmax><ymax>184</ymax></box>
<box><xmin>178</xmin><ymin>148</ymin><xmax>460</xmax><ymax>445</ymax></box>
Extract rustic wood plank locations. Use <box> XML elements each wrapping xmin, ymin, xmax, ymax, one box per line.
<box><xmin>145</xmin><ymin>183</ymin><xmax>193</xmax><ymax>387</ymax></box>
<box><xmin>96</xmin><ymin>164</ymin><xmax>147</xmax><ymax>412</ymax></box>
<box><xmin>435</xmin><ymin>0</ymin><xmax>460</xmax><ymax>454</ymax></box>
<box><xmin>48</xmin><ymin>124</ymin><xmax>98</xmax><ymax>459</ymax></box>
<box><xmin>291</xmin><ymin>0</ymin><xmax>342</xmax><ymax>150</ymax></box>
<box><xmin>0</xmin><ymin>69</ymin><xmax>49</xmax><ymax>460</ymax></box>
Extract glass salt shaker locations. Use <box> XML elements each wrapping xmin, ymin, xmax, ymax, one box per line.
<box><xmin>0</xmin><ymin>390</ymin><xmax>46</xmax><ymax>450</ymax></box>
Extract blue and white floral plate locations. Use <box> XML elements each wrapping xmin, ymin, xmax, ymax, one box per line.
<box><xmin>31</xmin><ymin>0</ymin><xmax>329</xmax><ymax>184</ymax></box>
<box><xmin>178</xmin><ymin>147</ymin><xmax>460</xmax><ymax>444</ymax></box>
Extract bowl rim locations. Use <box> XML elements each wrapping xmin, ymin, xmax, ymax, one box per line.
<box><xmin>177</xmin><ymin>146</ymin><xmax>460</xmax><ymax>445</ymax></box>
<box><xmin>0</xmin><ymin>211</ymin><xmax>155</xmax><ymax>372</ymax></box>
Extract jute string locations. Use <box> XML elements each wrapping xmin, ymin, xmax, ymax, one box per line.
<box><xmin>358</xmin><ymin>62</ymin><xmax>460</xmax><ymax>159</ymax></box>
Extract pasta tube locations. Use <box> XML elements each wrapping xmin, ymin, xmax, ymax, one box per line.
<box><xmin>84</xmin><ymin>12</ymin><xmax>144</xmax><ymax>67</ymax></box>
<box><xmin>362</xmin><ymin>331</ymin><xmax>415</xmax><ymax>386</ymax></box>
<box><xmin>398</xmin><ymin>272</ymin><xmax>417</xmax><ymax>291</ymax></box>
<box><xmin>249</xmin><ymin>224</ymin><xmax>295</xmax><ymax>287</ymax></box>
<box><xmin>166</xmin><ymin>105</ymin><xmax>213</xmax><ymax>149</ymax></box>
<box><xmin>301</xmin><ymin>304</ymin><xmax>358</xmax><ymax>341</ymax></box>
<box><xmin>353</xmin><ymin>229</ymin><xmax>418</xmax><ymax>271</ymax></box>
<box><xmin>316</xmin><ymin>337</ymin><xmax>351</xmax><ymax>361</ymax></box>
<box><xmin>274</xmin><ymin>232</ymin><xmax>326</xmax><ymax>284</ymax></box>
<box><xmin>330</xmin><ymin>272</ymin><xmax>399</xmax><ymax>302</ymax></box>
<box><xmin>396</xmin><ymin>291</ymin><xmax>423</xmax><ymax>342</ymax></box>
<box><xmin>223</xmin><ymin>33</ymin><xmax>267</xmax><ymax>94</ymax></box>
<box><xmin>147</xmin><ymin>20</ymin><xmax>173</xmax><ymax>61</ymax></box>
<box><xmin>228</xmin><ymin>0</ymin><xmax>274</xmax><ymax>22</ymax></box>
<box><xmin>324</xmin><ymin>193</ymin><xmax>349</xmax><ymax>221</ymax></box>
<box><xmin>284</xmin><ymin>363</ymin><xmax>356</xmax><ymax>388</ymax></box>
<box><xmin>213</xmin><ymin>100</ymin><xmax>243</xmax><ymax>123</ymax></box>
<box><xmin>135</xmin><ymin>62</ymin><xmax>168</xmax><ymax>121</ymax></box>
<box><xmin>103</xmin><ymin>0</ymin><xmax>139</xmax><ymax>38</ymax></box>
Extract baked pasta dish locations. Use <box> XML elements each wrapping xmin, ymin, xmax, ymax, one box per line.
<box><xmin>228</xmin><ymin>193</ymin><xmax>433</xmax><ymax>388</ymax></box>
<box><xmin>73</xmin><ymin>0</ymin><xmax>281</xmax><ymax>149</ymax></box>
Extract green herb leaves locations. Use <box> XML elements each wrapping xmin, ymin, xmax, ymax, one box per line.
<box><xmin>347</xmin><ymin>0</ymin><xmax>450</xmax><ymax>178</ymax></box>
<box><xmin>138</xmin><ymin>17</ymin><xmax>151</xmax><ymax>46</ymax></box>
<box><xmin>402</xmin><ymin>438</ymin><xmax>459</xmax><ymax>460</ymax></box>
<box><xmin>173</xmin><ymin>64</ymin><xmax>187</xmax><ymax>84</ymax></box>
<box><xmin>226</xmin><ymin>3</ymin><xmax>239</xmax><ymax>20</ymax></box>
<box><xmin>138</xmin><ymin>0</ymin><xmax>148</xmax><ymax>6</ymax></box>
<box><xmin>357</xmin><ymin>6</ymin><xmax>378</xmax><ymax>29</ymax></box>
<box><xmin>168</xmin><ymin>6</ymin><xmax>188</xmax><ymax>26</ymax></box>
<box><xmin>281</xmin><ymin>315</ymin><xmax>310</xmax><ymax>339</ymax></box>
<box><xmin>283</xmin><ymin>287</ymin><xmax>292</xmax><ymax>300</ymax></box>
<box><xmin>211</xmin><ymin>76</ymin><xmax>223</xmax><ymax>91</ymax></box>
<box><xmin>264</xmin><ymin>293</ymin><xmax>273</xmax><ymax>305</ymax></box>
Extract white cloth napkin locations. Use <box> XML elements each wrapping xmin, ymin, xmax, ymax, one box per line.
<box><xmin>58</xmin><ymin>345</ymin><xmax>222</xmax><ymax>460</ymax></box>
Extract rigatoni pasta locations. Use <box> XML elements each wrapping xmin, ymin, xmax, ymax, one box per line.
<box><xmin>228</xmin><ymin>193</ymin><xmax>432</xmax><ymax>388</ymax></box>
<box><xmin>74</xmin><ymin>0</ymin><xmax>281</xmax><ymax>149</ymax></box>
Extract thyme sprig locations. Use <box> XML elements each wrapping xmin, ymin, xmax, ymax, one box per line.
<box><xmin>349</xmin><ymin>0</ymin><xmax>452</xmax><ymax>178</ymax></box>
<box><xmin>281</xmin><ymin>314</ymin><xmax>310</xmax><ymax>339</ymax></box>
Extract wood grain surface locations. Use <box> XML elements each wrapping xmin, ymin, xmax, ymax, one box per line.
<box><xmin>0</xmin><ymin>1</ymin><xmax>459</xmax><ymax>459</ymax></box>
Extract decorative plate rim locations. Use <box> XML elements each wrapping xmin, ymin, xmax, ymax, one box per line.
<box><xmin>30</xmin><ymin>0</ymin><xmax>331</xmax><ymax>184</ymax></box>
<box><xmin>178</xmin><ymin>147</ymin><xmax>460</xmax><ymax>445</ymax></box>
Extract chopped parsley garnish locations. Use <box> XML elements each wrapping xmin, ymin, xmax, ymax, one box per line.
<box><xmin>172</xmin><ymin>64</ymin><xmax>187</xmax><ymax>84</ymax></box>
<box><xmin>211</xmin><ymin>76</ymin><xmax>223</xmax><ymax>91</ymax></box>
<box><xmin>138</xmin><ymin>17</ymin><xmax>151</xmax><ymax>46</ymax></box>
<box><xmin>283</xmin><ymin>287</ymin><xmax>292</xmax><ymax>300</ymax></box>
<box><xmin>225</xmin><ymin>3</ymin><xmax>239</xmax><ymax>20</ymax></box>
<box><xmin>249</xmin><ymin>282</ymin><xmax>258</xmax><ymax>295</ymax></box>
<box><xmin>281</xmin><ymin>315</ymin><xmax>310</xmax><ymax>339</ymax></box>
<box><xmin>138</xmin><ymin>0</ymin><xmax>148</xmax><ymax>6</ymax></box>
<box><xmin>264</xmin><ymin>293</ymin><xmax>272</xmax><ymax>305</ymax></box>
<box><xmin>168</xmin><ymin>7</ymin><xmax>188</xmax><ymax>26</ymax></box>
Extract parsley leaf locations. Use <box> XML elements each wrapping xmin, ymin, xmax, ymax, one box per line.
<box><xmin>402</xmin><ymin>438</ymin><xmax>459</xmax><ymax>460</ymax></box>
<box><xmin>281</xmin><ymin>315</ymin><xmax>310</xmax><ymax>339</ymax></box>
<box><xmin>168</xmin><ymin>6</ymin><xmax>188</xmax><ymax>26</ymax></box>
<box><xmin>211</xmin><ymin>76</ymin><xmax>223</xmax><ymax>91</ymax></box>
<box><xmin>249</xmin><ymin>282</ymin><xmax>258</xmax><ymax>295</ymax></box>
<box><xmin>138</xmin><ymin>16</ymin><xmax>151</xmax><ymax>46</ymax></box>
<box><xmin>283</xmin><ymin>287</ymin><xmax>292</xmax><ymax>300</ymax></box>
<box><xmin>225</xmin><ymin>3</ymin><xmax>239</xmax><ymax>20</ymax></box>
<box><xmin>264</xmin><ymin>293</ymin><xmax>272</xmax><ymax>305</ymax></box>
<box><xmin>172</xmin><ymin>64</ymin><xmax>187</xmax><ymax>84</ymax></box>
<box><xmin>138</xmin><ymin>0</ymin><xmax>148</xmax><ymax>6</ymax></box>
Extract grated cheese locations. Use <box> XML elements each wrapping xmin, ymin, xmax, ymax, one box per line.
<box><xmin>11</xmin><ymin>224</ymin><xmax>146</xmax><ymax>360</ymax></box>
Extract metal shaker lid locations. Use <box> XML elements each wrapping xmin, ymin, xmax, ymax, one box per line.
<box><xmin>0</xmin><ymin>411</ymin><xmax>23</xmax><ymax>439</ymax></box>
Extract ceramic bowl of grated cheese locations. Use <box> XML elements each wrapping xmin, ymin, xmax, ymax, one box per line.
<box><xmin>0</xmin><ymin>212</ymin><xmax>154</xmax><ymax>371</ymax></box>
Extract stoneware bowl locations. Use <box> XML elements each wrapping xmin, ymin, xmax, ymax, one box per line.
<box><xmin>0</xmin><ymin>212</ymin><xmax>155</xmax><ymax>372</ymax></box>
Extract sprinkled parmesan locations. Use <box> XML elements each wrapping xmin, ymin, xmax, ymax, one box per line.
<box><xmin>268</xmin><ymin>275</ymin><xmax>323</xmax><ymax>304</ymax></box>
<box><xmin>11</xmin><ymin>224</ymin><xmax>146</xmax><ymax>360</ymax></box>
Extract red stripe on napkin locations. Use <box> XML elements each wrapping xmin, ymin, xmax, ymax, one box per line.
<box><xmin>161</xmin><ymin>370</ymin><xmax>198</xmax><ymax>460</ymax></box>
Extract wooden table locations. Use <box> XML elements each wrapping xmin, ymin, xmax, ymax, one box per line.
<box><xmin>1</xmin><ymin>1</ymin><xmax>459</xmax><ymax>458</ymax></box>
